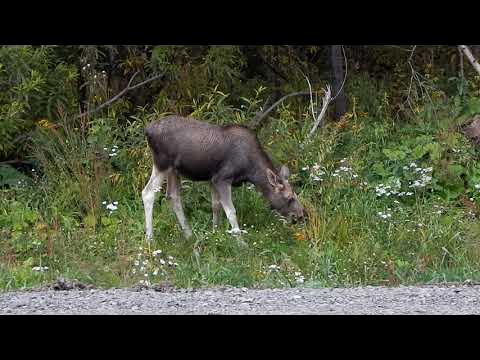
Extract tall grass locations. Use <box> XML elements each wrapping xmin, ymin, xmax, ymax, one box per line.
<box><xmin>1</xmin><ymin>81</ymin><xmax>480</xmax><ymax>291</ymax></box>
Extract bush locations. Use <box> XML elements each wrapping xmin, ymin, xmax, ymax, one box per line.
<box><xmin>0</xmin><ymin>46</ymin><xmax>77</xmax><ymax>160</ymax></box>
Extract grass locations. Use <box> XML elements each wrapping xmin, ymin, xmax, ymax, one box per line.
<box><xmin>2</xmin><ymin>89</ymin><xmax>480</xmax><ymax>292</ymax></box>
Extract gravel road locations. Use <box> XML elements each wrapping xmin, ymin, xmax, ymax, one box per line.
<box><xmin>1</xmin><ymin>282</ymin><xmax>480</xmax><ymax>314</ymax></box>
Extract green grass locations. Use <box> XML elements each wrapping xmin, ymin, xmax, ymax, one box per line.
<box><xmin>2</xmin><ymin>91</ymin><xmax>480</xmax><ymax>292</ymax></box>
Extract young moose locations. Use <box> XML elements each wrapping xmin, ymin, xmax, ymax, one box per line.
<box><xmin>142</xmin><ymin>115</ymin><xmax>304</xmax><ymax>241</ymax></box>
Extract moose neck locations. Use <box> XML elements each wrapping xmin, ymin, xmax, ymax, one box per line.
<box><xmin>248</xmin><ymin>156</ymin><xmax>276</xmax><ymax>201</ymax></box>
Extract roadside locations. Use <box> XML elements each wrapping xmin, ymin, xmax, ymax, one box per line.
<box><xmin>1</xmin><ymin>282</ymin><xmax>479</xmax><ymax>314</ymax></box>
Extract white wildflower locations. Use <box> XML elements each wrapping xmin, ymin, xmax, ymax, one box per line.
<box><xmin>106</xmin><ymin>203</ymin><xmax>117</xmax><ymax>211</ymax></box>
<box><xmin>377</xmin><ymin>211</ymin><xmax>392</xmax><ymax>219</ymax></box>
<box><xmin>32</xmin><ymin>266</ymin><xmax>49</xmax><ymax>272</ymax></box>
<box><xmin>268</xmin><ymin>264</ymin><xmax>281</xmax><ymax>272</ymax></box>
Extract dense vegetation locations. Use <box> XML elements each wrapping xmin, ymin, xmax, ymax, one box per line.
<box><xmin>1</xmin><ymin>45</ymin><xmax>480</xmax><ymax>291</ymax></box>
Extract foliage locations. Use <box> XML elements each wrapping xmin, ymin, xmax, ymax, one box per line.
<box><xmin>2</xmin><ymin>45</ymin><xmax>480</xmax><ymax>291</ymax></box>
<box><xmin>0</xmin><ymin>46</ymin><xmax>78</xmax><ymax>160</ymax></box>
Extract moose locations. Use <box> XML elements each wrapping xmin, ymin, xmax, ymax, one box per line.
<box><xmin>142</xmin><ymin>115</ymin><xmax>305</xmax><ymax>242</ymax></box>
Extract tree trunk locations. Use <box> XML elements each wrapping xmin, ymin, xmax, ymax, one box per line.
<box><xmin>458</xmin><ymin>45</ymin><xmax>480</xmax><ymax>76</ymax></box>
<box><xmin>473</xmin><ymin>45</ymin><xmax>480</xmax><ymax>59</ymax></box>
<box><xmin>330</xmin><ymin>45</ymin><xmax>347</xmax><ymax>120</ymax></box>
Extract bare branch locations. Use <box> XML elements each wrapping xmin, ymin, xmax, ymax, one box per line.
<box><xmin>77</xmin><ymin>71</ymin><xmax>163</xmax><ymax>119</ymax></box>
<box><xmin>304</xmin><ymin>74</ymin><xmax>317</xmax><ymax>120</ymax></box>
<box><xmin>308</xmin><ymin>85</ymin><xmax>332</xmax><ymax>137</ymax></box>
<box><xmin>458</xmin><ymin>45</ymin><xmax>480</xmax><ymax>76</ymax></box>
<box><xmin>248</xmin><ymin>91</ymin><xmax>311</xmax><ymax>129</ymax></box>
<box><xmin>249</xmin><ymin>46</ymin><xmax>346</xmax><ymax>133</ymax></box>
<box><xmin>400</xmin><ymin>45</ymin><xmax>437</xmax><ymax>120</ymax></box>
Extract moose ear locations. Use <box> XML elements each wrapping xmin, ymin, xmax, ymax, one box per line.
<box><xmin>279</xmin><ymin>165</ymin><xmax>290</xmax><ymax>181</ymax></box>
<box><xmin>266</xmin><ymin>168</ymin><xmax>281</xmax><ymax>188</ymax></box>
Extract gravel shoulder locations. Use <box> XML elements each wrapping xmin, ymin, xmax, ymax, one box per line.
<box><xmin>1</xmin><ymin>284</ymin><xmax>480</xmax><ymax>314</ymax></box>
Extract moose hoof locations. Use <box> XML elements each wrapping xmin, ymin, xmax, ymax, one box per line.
<box><xmin>183</xmin><ymin>229</ymin><xmax>193</xmax><ymax>239</ymax></box>
<box><xmin>227</xmin><ymin>228</ymin><xmax>248</xmax><ymax>236</ymax></box>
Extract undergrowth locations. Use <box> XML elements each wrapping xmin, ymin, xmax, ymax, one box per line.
<box><xmin>2</xmin><ymin>79</ymin><xmax>480</xmax><ymax>291</ymax></box>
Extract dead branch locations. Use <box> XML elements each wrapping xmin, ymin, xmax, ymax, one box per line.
<box><xmin>250</xmin><ymin>47</ymin><xmax>346</xmax><ymax>133</ymax></box>
<box><xmin>77</xmin><ymin>71</ymin><xmax>164</xmax><ymax>119</ymax></box>
<box><xmin>0</xmin><ymin>160</ymin><xmax>34</xmax><ymax>166</ymax></box>
<box><xmin>401</xmin><ymin>45</ymin><xmax>437</xmax><ymax>120</ymax></box>
<box><xmin>458</xmin><ymin>45</ymin><xmax>480</xmax><ymax>76</ymax></box>
<box><xmin>308</xmin><ymin>85</ymin><xmax>332</xmax><ymax>137</ymax></box>
<box><xmin>248</xmin><ymin>91</ymin><xmax>311</xmax><ymax>129</ymax></box>
<box><xmin>304</xmin><ymin>74</ymin><xmax>317</xmax><ymax>120</ymax></box>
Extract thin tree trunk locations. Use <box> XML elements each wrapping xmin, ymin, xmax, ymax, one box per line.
<box><xmin>331</xmin><ymin>45</ymin><xmax>347</xmax><ymax>120</ymax></box>
<box><xmin>473</xmin><ymin>45</ymin><xmax>480</xmax><ymax>59</ymax></box>
<box><xmin>458</xmin><ymin>45</ymin><xmax>480</xmax><ymax>76</ymax></box>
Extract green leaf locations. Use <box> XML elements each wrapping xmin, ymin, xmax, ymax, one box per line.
<box><xmin>372</xmin><ymin>162</ymin><xmax>389</xmax><ymax>177</ymax></box>
<box><xmin>382</xmin><ymin>148</ymin><xmax>406</xmax><ymax>161</ymax></box>
<box><xmin>447</xmin><ymin>164</ymin><xmax>465</xmax><ymax>178</ymax></box>
<box><xmin>424</xmin><ymin>142</ymin><xmax>442</xmax><ymax>161</ymax></box>
<box><xmin>411</xmin><ymin>145</ymin><xmax>428</xmax><ymax>160</ymax></box>
<box><xmin>0</xmin><ymin>165</ymin><xmax>30</xmax><ymax>187</ymax></box>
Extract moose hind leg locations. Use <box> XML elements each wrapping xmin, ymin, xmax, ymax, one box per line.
<box><xmin>142</xmin><ymin>165</ymin><xmax>166</xmax><ymax>241</ymax></box>
<box><xmin>166</xmin><ymin>169</ymin><xmax>193</xmax><ymax>239</ymax></box>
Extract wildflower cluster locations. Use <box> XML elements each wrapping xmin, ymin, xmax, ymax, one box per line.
<box><xmin>294</xmin><ymin>271</ymin><xmax>305</xmax><ymax>284</ymax></box>
<box><xmin>302</xmin><ymin>158</ymin><xmax>359</xmax><ymax>184</ymax></box>
<box><xmin>332</xmin><ymin>158</ymin><xmax>359</xmax><ymax>179</ymax></box>
<box><xmin>32</xmin><ymin>266</ymin><xmax>48</xmax><ymax>272</ymax></box>
<box><xmin>103</xmin><ymin>145</ymin><xmax>119</xmax><ymax>157</ymax></box>
<box><xmin>133</xmin><ymin>247</ymin><xmax>178</xmax><ymax>287</ymax></box>
<box><xmin>374</xmin><ymin>162</ymin><xmax>433</xmax><ymax>200</ymax></box>
<box><xmin>302</xmin><ymin>163</ymin><xmax>326</xmax><ymax>182</ymax></box>
<box><xmin>81</xmin><ymin>63</ymin><xmax>107</xmax><ymax>80</ymax></box>
<box><xmin>375</xmin><ymin>179</ymin><xmax>413</xmax><ymax>198</ymax></box>
<box><xmin>14</xmin><ymin>179</ymin><xmax>29</xmax><ymax>188</ymax></box>
<box><xmin>377</xmin><ymin>210</ymin><xmax>392</xmax><ymax>220</ymax></box>
<box><xmin>102</xmin><ymin>201</ymin><xmax>118</xmax><ymax>214</ymax></box>
<box><xmin>267</xmin><ymin>264</ymin><xmax>281</xmax><ymax>272</ymax></box>
<box><xmin>405</xmin><ymin>162</ymin><xmax>433</xmax><ymax>189</ymax></box>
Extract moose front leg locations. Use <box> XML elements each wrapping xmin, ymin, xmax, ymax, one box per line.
<box><xmin>142</xmin><ymin>165</ymin><xmax>166</xmax><ymax>242</ymax></box>
<box><xmin>211</xmin><ymin>186</ymin><xmax>222</xmax><ymax>229</ymax></box>
<box><xmin>212</xmin><ymin>181</ymin><xmax>246</xmax><ymax>237</ymax></box>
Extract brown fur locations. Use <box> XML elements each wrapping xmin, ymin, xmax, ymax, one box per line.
<box><xmin>143</xmin><ymin>115</ymin><xmax>304</xmax><ymax>238</ymax></box>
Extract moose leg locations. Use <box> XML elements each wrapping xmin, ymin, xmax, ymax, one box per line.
<box><xmin>211</xmin><ymin>186</ymin><xmax>222</xmax><ymax>229</ymax></box>
<box><xmin>166</xmin><ymin>169</ymin><xmax>193</xmax><ymax>239</ymax></box>
<box><xmin>142</xmin><ymin>165</ymin><xmax>166</xmax><ymax>241</ymax></box>
<box><xmin>212</xmin><ymin>181</ymin><xmax>245</xmax><ymax>236</ymax></box>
